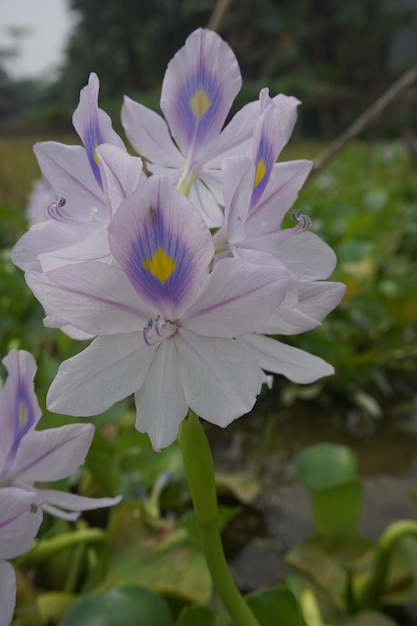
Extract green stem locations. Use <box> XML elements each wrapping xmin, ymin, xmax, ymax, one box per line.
<box><xmin>179</xmin><ymin>410</ymin><xmax>260</xmax><ymax>626</ymax></box>
<box><xmin>21</xmin><ymin>527</ymin><xmax>106</xmax><ymax>565</ymax></box>
<box><xmin>359</xmin><ymin>519</ymin><xmax>417</xmax><ymax>608</ymax></box>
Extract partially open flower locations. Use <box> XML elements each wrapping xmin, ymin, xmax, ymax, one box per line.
<box><xmin>0</xmin><ymin>349</ymin><xmax>121</xmax><ymax>520</ymax></box>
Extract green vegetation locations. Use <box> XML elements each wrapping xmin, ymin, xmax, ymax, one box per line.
<box><xmin>1</xmin><ymin>136</ymin><xmax>417</xmax><ymax>625</ymax></box>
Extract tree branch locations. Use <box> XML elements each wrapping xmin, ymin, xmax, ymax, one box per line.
<box><xmin>310</xmin><ymin>66</ymin><xmax>417</xmax><ymax>179</ymax></box>
<box><xmin>207</xmin><ymin>0</ymin><xmax>233</xmax><ymax>33</ymax></box>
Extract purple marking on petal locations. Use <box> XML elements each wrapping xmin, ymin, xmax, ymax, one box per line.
<box><xmin>83</xmin><ymin>119</ymin><xmax>104</xmax><ymax>188</ymax></box>
<box><xmin>250</xmin><ymin>133</ymin><xmax>275</xmax><ymax>208</ymax></box>
<box><xmin>176</xmin><ymin>62</ymin><xmax>222</xmax><ymax>149</ymax></box>
<box><xmin>126</xmin><ymin>204</ymin><xmax>197</xmax><ymax>312</ymax></box>
<box><xmin>1</xmin><ymin>366</ymin><xmax>38</xmax><ymax>473</ymax></box>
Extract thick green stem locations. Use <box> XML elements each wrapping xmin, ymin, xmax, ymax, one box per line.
<box><xmin>359</xmin><ymin>519</ymin><xmax>417</xmax><ymax>608</ymax></box>
<box><xmin>179</xmin><ymin>410</ymin><xmax>260</xmax><ymax>626</ymax></box>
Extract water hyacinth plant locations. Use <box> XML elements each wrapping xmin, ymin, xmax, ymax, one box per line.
<box><xmin>0</xmin><ymin>350</ymin><xmax>120</xmax><ymax>624</ymax></box>
<box><xmin>10</xmin><ymin>27</ymin><xmax>345</xmax><ymax>626</ymax></box>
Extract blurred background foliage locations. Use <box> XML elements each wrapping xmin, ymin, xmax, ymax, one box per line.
<box><xmin>1</xmin><ymin>3</ymin><xmax>417</xmax><ymax>624</ymax></box>
<box><xmin>1</xmin><ymin>0</ymin><xmax>417</xmax><ymax>135</ymax></box>
<box><xmin>1</xmin><ymin>0</ymin><xmax>417</xmax><ymax>418</ymax></box>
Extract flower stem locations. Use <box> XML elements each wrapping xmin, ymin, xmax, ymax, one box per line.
<box><xmin>359</xmin><ymin>519</ymin><xmax>417</xmax><ymax>608</ymax></box>
<box><xmin>178</xmin><ymin>410</ymin><xmax>260</xmax><ymax>626</ymax></box>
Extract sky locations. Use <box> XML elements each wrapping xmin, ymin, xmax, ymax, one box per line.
<box><xmin>0</xmin><ymin>0</ymin><xmax>77</xmax><ymax>80</ymax></box>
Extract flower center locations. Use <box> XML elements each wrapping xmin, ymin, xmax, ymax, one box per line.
<box><xmin>143</xmin><ymin>316</ymin><xmax>178</xmax><ymax>346</ymax></box>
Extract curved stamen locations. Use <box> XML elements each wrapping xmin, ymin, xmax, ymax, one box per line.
<box><xmin>292</xmin><ymin>208</ymin><xmax>312</xmax><ymax>231</ymax></box>
<box><xmin>276</xmin><ymin>208</ymin><xmax>312</xmax><ymax>239</ymax></box>
<box><xmin>47</xmin><ymin>198</ymin><xmax>99</xmax><ymax>229</ymax></box>
<box><xmin>143</xmin><ymin>316</ymin><xmax>178</xmax><ymax>346</ymax></box>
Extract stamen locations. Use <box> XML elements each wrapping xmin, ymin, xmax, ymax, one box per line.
<box><xmin>47</xmin><ymin>198</ymin><xmax>99</xmax><ymax>228</ymax></box>
<box><xmin>276</xmin><ymin>209</ymin><xmax>312</xmax><ymax>239</ymax></box>
<box><xmin>292</xmin><ymin>208</ymin><xmax>312</xmax><ymax>231</ymax></box>
<box><xmin>142</xmin><ymin>316</ymin><xmax>178</xmax><ymax>346</ymax></box>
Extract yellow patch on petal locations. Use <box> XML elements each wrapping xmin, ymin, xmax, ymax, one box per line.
<box><xmin>189</xmin><ymin>87</ymin><xmax>211</xmax><ymax>120</ymax></box>
<box><xmin>143</xmin><ymin>247</ymin><xmax>176</xmax><ymax>283</ymax></box>
<box><xmin>254</xmin><ymin>157</ymin><xmax>266</xmax><ymax>188</ymax></box>
<box><xmin>93</xmin><ymin>143</ymin><xmax>100</xmax><ymax>167</ymax></box>
<box><xmin>18</xmin><ymin>402</ymin><xmax>28</xmax><ymax>430</ymax></box>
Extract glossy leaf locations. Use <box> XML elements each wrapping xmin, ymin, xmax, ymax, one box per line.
<box><xmin>100</xmin><ymin>501</ymin><xmax>212</xmax><ymax>604</ymax></box>
<box><xmin>296</xmin><ymin>444</ymin><xmax>358</xmax><ymax>492</ymax></box>
<box><xmin>57</xmin><ymin>586</ymin><xmax>172</xmax><ymax>626</ymax></box>
<box><xmin>174</xmin><ymin>606</ymin><xmax>215</xmax><ymax>626</ymax></box>
<box><xmin>245</xmin><ymin>585</ymin><xmax>303</xmax><ymax>626</ymax></box>
<box><xmin>346</xmin><ymin>611</ymin><xmax>400</xmax><ymax>626</ymax></box>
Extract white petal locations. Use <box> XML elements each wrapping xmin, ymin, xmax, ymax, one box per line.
<box><xmin>262</xmin><ymin>281</ymin><xmax>346</xmax><ymax>335</ymax></box>
<box><xmin>243</xmin><ymin>334</ymin><xmax>334</xmax><ymax>383</ymax></box>
<box><xmin>121</xmin><ymin>96</ymin><xmax>182</xmax><ymax>166</ymax></box>
<box><xmin>271</xmin><ymin>93</ymin><xmax>300</xmax><ymax>144</ymax></box>
<box><xmin>176</xmin><ymin>331</ymin><xmax>262</xmax><ymax>427</ymax></box>
<box><xmin>275</xmin><ymin>231</ymin><xmax>337</xmax><ymax>280</ymax></box>
<box><xmin>204</xmin><ymin>99</ymin><xmax>261</xmax><ymax>163</ymax></box>
<box><xmin>188</xmin><ymin>178</ymin><xmax>224</xmax><ymax>228</ymax></box>
<box><xmin>34</xmin><ymin>142</ymin><xmax>106</xmax><ymax>218</ymax></box>
<box><xmin>247</xmin><ymin>160</ymin><xmax>312</xmax><ymax>236</ymax></box>
<box><xmin>221</xmin><ymin>156</ymin><xmax>254</xmax><ymax>242</ymax></box>
<box><xmin>11</xmin><ymin>220</ymin><xmax>88</xmax><ymax>272</ymax></box>
<box><xmin>39</xmin><ymin>226</ymin><xmax>110</xmax><ymax>271</ymax></box>
<box><xmin>38</xmin><ymin>489</ymin><xmax>121</xmax><ymax>514</ymax></box>
<box><xmin>10</xmin><ymin>423</ymin><xmax>94</xmax><ymax>483</ymax></box>
<box><xmin>0</xmin><ymin>488</ymin><xmax>42</xmax><ymax>559</ymax></box>
<box><xmin>185</xmin><ymin>258</ymin><xmax>288</xmax><ymax>336</ymax></box>
<box><xmin>96</xmin><ymin>144</ymin><xmax>145</xmax><ymax>216</ymax></box>
<box><xmin>161</xmin><ymin>28</ymin><xmax>241</xmax><ymax>156</ymax></box>
<box><xmin>295</xmin><ymin>281</ymin><xmax>345</xmax><ymax>322</ymax></box>
<box><xmin>134</xmin><ymin>339</ymin><xmax>188</xmax><ymax>451</ymax></box>
<box><xmin>26</xmin><ymin>263</ymin><xmax>148</xmax><ymax>335</ymax></box>
<box><xmin>47</xmin><ymin>334</ymin><xmax>157</xmax><ymax>416</ymax></box>
<box><xmin>0</xmin><ymin>561</ymin><xmax>16</xmax><ymax>626</ymax></box>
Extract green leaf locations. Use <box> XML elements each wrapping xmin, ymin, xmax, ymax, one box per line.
<box><xmin>312</xmin><ymin>481</ymin><xmax>362</xmax><ymax>537</ymax></box>
<box><xmin>245</xmin><ymin>586</ymin><xmax>303</xmax><ymax>626</ymax></box>
<box><xmin>58</xmin><ymin>586</ymin><xmax>172</xmax><ymax>626</ymax></box>
<box><xmin>36</xmin><ymin>592</ymin><xmax>77</xmax><ymax>624</ymax></box>
<box><xmin>101</xmin><ymin>501</ymin><xmax>212</xmax><ymax>604</ymax></box>
<box><xmin>346</xmin><ymin>610</ymin><xmax>400</xmax><ymax>626</ymax></box>
<box><xmin>381</xmin><ymin>536</ymin><xmax>417</xmax><ymax>605</ymax></box>
<box><xmin>84</xmin><ymin>450</ymin><xmax>120</xmax><ymax>497</ymax></box>
<box><xmin>296</xmin><ymin>444</ymin><xmax>358</xmax><ymax>492</ymax></box>
<box><xmin>285</xmin><ymin>540</ymin><xmax>347</xmax><ymax>602</ymax></box>
<box><xmin>286</xmin><ymin>536</ymin><xmax>374</xmax><ymax>605</ymax></box>
<box><xmin>174</xmin><ymin>606</ymin><xmax>215</xmax><ymax>626</ymax></box>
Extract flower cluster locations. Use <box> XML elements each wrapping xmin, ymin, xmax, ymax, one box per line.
<box><xmin>13</xmin><ymin>28</ymin><xmax>344</xmax><ymax>451</ymax></box>
<box><xmin>0</xmin><ymin>349</ymin><xmax>120</xmax><ymax>624</ymax></box>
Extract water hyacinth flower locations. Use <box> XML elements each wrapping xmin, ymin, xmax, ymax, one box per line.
<box><xmin>0</xmin><ymin>349</ymin><xmax>121</xmax><ymax>520</ymax></box>
<box><xmin>211</xmin><ymin>93</ymin><xmax>345</xmax><ymax>382</ymax></box>
<box><xmin>27</xmin><ymin>177</ymin><xmax>290</xmax><ymax>450</ymax></box>
<box><xmin>0</xmin><ymin>488</ymin><xmax>43</xmax><ymax>626</ymax></box>
<box><xmin>11</xmin><ymin>73</ymin><xmax>145</xmax><ymax>274</ymax></box>
<box><xmin>122</xmin><ymin>28</ymin><xmax>299</xmax><ymax>228</ymax></box>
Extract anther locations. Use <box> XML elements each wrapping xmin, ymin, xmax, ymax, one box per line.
<box><xmin>47</xmin><ymin>198</ymin><xmax>99</xmax><ymax>228</ymax></box>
